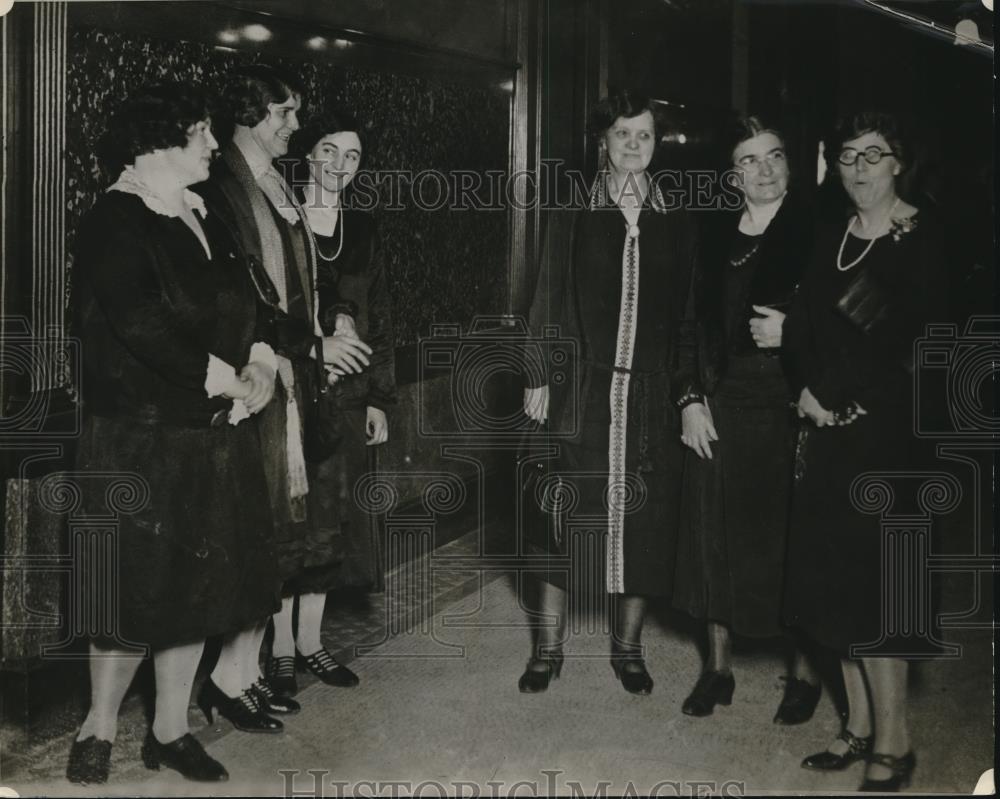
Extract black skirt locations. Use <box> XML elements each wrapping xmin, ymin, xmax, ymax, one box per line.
<box><xmin>673</xmin><ymin>354</ymin><xmax>796</xmax><ymax>637</ymax></box>
<box><xmin>76</xmin><ymin>413</ymin><xmax>280</xmax><ymax>650</ymax></box>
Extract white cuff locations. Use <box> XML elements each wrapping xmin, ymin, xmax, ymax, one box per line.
<box><xmin>249</xmin><ymin>341</ymin><xmax>278</xmax><ymax>375</ymax></box>
<box><xmin>205</xmin><ymin>354</ymin><xmax>237</xmax><ymax>398</ymax></box>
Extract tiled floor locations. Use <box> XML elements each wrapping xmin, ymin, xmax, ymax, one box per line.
<box><xmin>1</xmin><ymin>527</ymin><xmax>993</xmax><ymax>796</ymax></box>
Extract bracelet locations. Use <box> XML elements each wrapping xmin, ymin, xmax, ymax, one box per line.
<box><xmin>675</xmin><ymin>392</ymin><xmax>705</xmax><ymax>410</ymax></box>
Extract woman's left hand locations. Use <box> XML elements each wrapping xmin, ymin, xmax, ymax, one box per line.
<box><xmin>366</xmin><ymin>406</ymin><xmax>388</xmax><ymax>445</ymax></box>
<box><xmin>749</xmin><ymin>305</ymin><xmax>785</xmax><ymax>348</ymax></box>
<box><xmin>240</xmin><ymin>362</ymin><xmax>276</xmax><ymax>414</ymax></box>
<box><xmin>797</xmin><ymin>387</ymin><xmax>835</xmax><ymax>427</ymax></box>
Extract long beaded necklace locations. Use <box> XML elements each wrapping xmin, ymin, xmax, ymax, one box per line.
<box><xmin>307</xmin><ymin>201</ymin><xmax>344</xmax><ymax>263</ymax></box>
<box><xmin>836</xmin><ymin>197</ymin><xmax>899</xmax><ymax>272</ymax></box>
<box><xmin>729</xmin><ymin>240</ymin><xmax>761</xmax><ymax>268</ymax></box>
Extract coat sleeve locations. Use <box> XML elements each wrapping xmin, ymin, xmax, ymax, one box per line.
<box><xmin>671</xmin><ymin>211</ymin><xmax>704</xmax><ymax>403</ymax></box>
<box><xmin>364</xmin><ymin>229</ymin><xmax>397</xmax><ymax>411</ymax></box>
<box><xmin>77</xmin><ymin>206</ymin><xmax>213</xmax><ymax>391</ymax></box>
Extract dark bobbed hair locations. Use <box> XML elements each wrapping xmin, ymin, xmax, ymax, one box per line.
<box><xmin>224</xmin><ymin>64</ymin><xmax>305</xmax><ymax>128</ymax></box>
<box><xmin>97</xmin><ymin>82</ymin><xmax>213</xmax><ymax>173</ymax></box>
<box><xmin>290</xmin><ymin>110</ymin><xmax>366</xmax><ymax>165</ymax></box>
<box><xmin>828</xmin><ymin>111</ymin><xmax>910</xmax><ymax>172</ymax></box>
<box><xmin>587</xmin><ymin>89</ymin><xmax>666</xmax><ymax>143</ymax></box>
<box><xmin>725</xmin><ymin>114</ymin><xmax>787</xmax><ymax>163</ymax></box>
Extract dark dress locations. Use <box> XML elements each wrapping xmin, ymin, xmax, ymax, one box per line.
<box><xmin>72</xmin><ymin>190</ymin><xmax>279</xmax><ymax>650</ymax></box>
<box><xmin>524</xmin><ymin>188</ymin><xmax>697</xmax><ymax>596</ymax></box>
<box><xmin>782</xmin><ymin>211</ymin><xmax>949</xmax><ymax>656</ymax></box>
<box><xmin>673</xmin><ymin>197</ymin><xmax>810</xmax><ymax>637</ymax></box>
<box><xmin>293</xmin><ymin>209</ymin><xmax>397</xmax><ymax>593</ymax></box>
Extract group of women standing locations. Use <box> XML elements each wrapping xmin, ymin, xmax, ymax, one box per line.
<box><xmin>67</xmin><ymin>68</ymin><xmax>394</xmax><ymax>785</ymax></box>
<box><xmin>523</xmin><ymin>91</ymin><xmax>946</xmax><ymax>793</ymax></box>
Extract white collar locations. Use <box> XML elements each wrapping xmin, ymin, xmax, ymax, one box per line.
<box><xmin>107</xmin><ymin>166</ymin><xmax>207</xmax><ymax>219</ymax></box>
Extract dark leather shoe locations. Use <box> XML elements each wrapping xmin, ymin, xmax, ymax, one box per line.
<box><xmin>611</xmin><ymin>646</ymin><xmax>653</xmax><ymax>695</ymax></box>
<box><xmin>297</xmin><ymin>648</ymin><xmax>360</xmax><ymax>688</ymax></box>
<box><xmin>773</xmin><ymin>677</ymin><xmax>821</xmax><ymax>725</ymax></box>
<box><xmin>197</xmin><ymin>678</ymin><xmax>283</xmax><ymax>734</ymax></box>
<box><xmin>518</xmin><ymin>652</ymin><xmax>564</xmax><ymax>693</ymax></box>
<box><xmin>141</xmin><ymin>731</ymin><xmax>228</xmax><ymax>782</ymax></box>
<box><xmin>66</xmin><ymin>736</ymin><xmax>112</xmax><ymax>785</ymax></box>
<box><xmin>801</xmin><ymin>728</ymin><xmax>873</xmax><ymax>770</ymax></box>
<box><xmin>251</xmin><ymin>678</ymin><xmax>301</xmax><ymax>715</ymax></box>
<box><xmin>266</xmin><ymin>656</ymin><xmax>298</xmax><ymax>696</ymax></box>
<box><xmin>859</xmin><ymin>751</ymin><xmax>916</xmax><ymax>792</ymax></box>
<box><xmin>682</xmin><ymin>670</ymin><xmax>735</xmax><ymax>716</ymax></box>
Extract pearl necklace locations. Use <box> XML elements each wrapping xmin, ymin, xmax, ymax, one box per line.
<box><xmin>836</xmin><ymin>197</ymin><xmax>900</xmax><ymax>272</ymax></box>
<box><xmin>309</xmin><ymin>206</ymin><xmax>344</xmax><ymax>262</ymax></box>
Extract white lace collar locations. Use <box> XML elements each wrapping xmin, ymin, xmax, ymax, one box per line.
<box><xmin>108</xmin><ymin>166</ymin><xmax>208</xmax><ymax>219</ymax></box>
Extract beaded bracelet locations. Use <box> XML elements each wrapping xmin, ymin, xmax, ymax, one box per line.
<box><xmin>675</xmin><ymin>392</ymin><xmax>705</xmax><ymax>410</ymax></box>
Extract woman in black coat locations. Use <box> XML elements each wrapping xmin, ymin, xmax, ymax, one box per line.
<box><xmin>673</xmin><ymin>116</ymin><xmax>822</xmax><ymax>721</ymax></box>
<box><xmin>67</xmin><ymin>83</ymin><xmax>279</xmax><ymax>785</ymax></box>
<box><xmin>520</xmin><ymin>90</ymin><xmax>696</xmax><ymax>695</ymax></box>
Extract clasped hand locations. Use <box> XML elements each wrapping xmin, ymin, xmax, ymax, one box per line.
<box><xmin>322</xmin><ymin>331</ymin><xmax>373</xmax><ymax>376</ymax></box>
<box><xmin>223</xmin><ymin>362</ymin><xmax>276</xmax><ymax>414</ymax></box>
<box><xmin>749</xmin><ymin>305</ymin><xmax>785</xmax><ymax>349</ymax></box>
<box><xmin>797</xmin><ymin>387</ymin><xmax>867</xmax><ymax>427</ymax></box>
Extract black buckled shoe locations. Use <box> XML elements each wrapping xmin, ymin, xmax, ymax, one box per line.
<box><xmin>859</xmin><ymin>751</ymin><xmax>916</xmax><ymax>792</ymax></box>
<box><xmin>611</xmin><ymin>645</ymin><xmax>654</xmax><ymax>695</ymax></box>
<box><xmin>297</xmin><ymin>648</ymin><xmax>360</xmax><ymax>688</ymax></box>
<box><xmin>773</xmin><ymin>676</ymin><xmax>821</xmax><ymax>725</ymax></box>
<box><xmin>66</xmin><ymin>736</ymin><xmax>112</xmax><ymax>785</ymax></box>
<box><xmin>518</xmin><ymin>652</ymin><xmax>564</xmax><ymax>693</ymax></box>
<box><xmin>801</xmin><ymin>728</ymin><xmax>873</xmax><ymax>771</ymax></box>
<box><xmin>251</xmin><ymin>678</ymin><xmax>301</xmax><ymax>715</ymax></box>
<box><xmin>266</xmin><ymin>655</ymin><xmax>298</xmax><ymax>696</ymax></box>
<box><xmin>197</xmin><ymin>678</ymin><xmax>284</xmax><ymax>734</ymax></box>
<box><xmin>140</xmin><ymin>731</ymin><xmax>228</xmax><ymax>782</ymax></box>
<box><xmin>681</xmin><ymin>670</ymin><xmax>735</xmax><ymax>716</ymax></box>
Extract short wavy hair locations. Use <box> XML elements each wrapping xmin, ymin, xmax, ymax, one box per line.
<box><xmin>726</xmin><ymin>114</ymin><xmax>786</xmax><ymax>163</ymax></box>
<box><xmin>98</xmin><ymin>83</ymin><xmax>213</xmax><ymax>172</ymax></box>
<box><xmin>587</xmin><ymin>89</ymin><xmax>666</xmax><ymax>143</ymax></box>
<box><xmin>290</xmin><ymin>109</ymin><xmax>366</xmax><ymax>165</ymax></box>
<box><xmin>224</xmin><ymin>64</ymin><xmax>305</xmax><ymax>128</ymax></box>
<box><xmin>828</xmin><ymin>111</ymin><xmax>911</xmax><ymax>172</ymax></box>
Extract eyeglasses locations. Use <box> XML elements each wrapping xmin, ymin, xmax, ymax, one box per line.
<box><xmin>735</xmin><ymin>150</ymin><xmax>786</xmax><ymax>170</ymax></box>
<box><xmin>837</xmin><ymin>146</ymin><xmax>897</xmax><ymax>166</ymax></box>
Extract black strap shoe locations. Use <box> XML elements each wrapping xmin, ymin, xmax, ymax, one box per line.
<box><xmin>297</xmin><ymin>648</ymin><xmax>360</xmax><ymax>687</ymax></box>
<box><xmin>141</xmin><ymin>731</ymin><xmax>229</xmax><ymax>782</ymax></box>
<box><xmin>266</xmin><ymin>655</ymin><xmax>298</xmax><ymax>696</ymax></box>
<box><xmin>197</xmin><ymin>678</ymin><xmax>284</xmax><ymax>734</ymax></box>
<box><xmin>611</xmin><ymin>644</ymin><xmax>654</xmax><ymax>695</ymax></box>
<box><xmin>66</xmin><ymin>735</ymin><xmax>112</xmax><ymax>785</ymax></box>
<box><xmin>681</xmin><ymin>670</ymin><xmax>735</xmax><ymax>716</ymax></box>
<box><xmin>773</xmin><ymin>676</ymin><xmax>821</xmax><ymax>725</ymax></box>
<box><xmin>252</xmin><ymin>678</ymin><xmax>301</xmax><ymax>715</ymax></box>
<box><xmin>801</xmin><ymin>728</ymin><xmax>873</xmax><ymax>771</ymax></box>
<box><xmin>859</xmin><ymin>751</ymin><xmax>916</xmax><ymax>792</ymax></box>
<box><xmin>518</xmin><ymin>652</ymin><xmax>564</xmax><ymax>693</ymax></box>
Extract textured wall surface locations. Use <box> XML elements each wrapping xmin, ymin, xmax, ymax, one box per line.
<box><xmin>65</xmin><ymin>25</ymin><xmax>509</xmax><ymax>346</ymax></box>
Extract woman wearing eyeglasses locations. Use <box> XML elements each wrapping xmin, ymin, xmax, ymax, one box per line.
<box><xmin>782</xmin><ymin>112</ymin><xmax>948</xmax><ymax>792</ymax></box>
<box><xmin>673</xmin><ymin>116</ymin><xmax>821</xmax><ymax>722</ymax></box>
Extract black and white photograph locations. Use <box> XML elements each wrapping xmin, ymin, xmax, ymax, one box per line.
<box><xmin>0</xmin><ymin>0</ymin><xmax>994</xmax><ymax>795</ymax></box>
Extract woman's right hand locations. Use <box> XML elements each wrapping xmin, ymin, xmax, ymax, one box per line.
<box><xmin>523</xmin><ymin>385</ymin><xmax>549</xmax><ymax>423</ymax></box>
<box><xmin>321</xmin><ymin>333</ymin><xmax>372</xmax><ymax>374</ymax></box>
<box><xmin>681</xmin><ymin>402</ymin><xmax>718</xmax><ymax>460</ymax></box>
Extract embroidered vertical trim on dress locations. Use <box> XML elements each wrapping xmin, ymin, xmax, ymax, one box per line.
<box><xmin>607</xmin><ymin>229</ymin><xmax>640</xmax><ymax>594</ymax></box>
